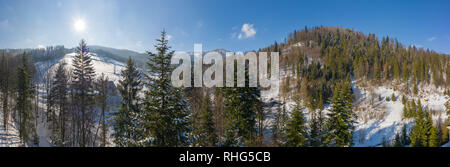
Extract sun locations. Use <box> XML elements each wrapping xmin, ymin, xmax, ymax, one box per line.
<box><xmin>73</xmin><ymin>18</ymin><xmax>87</xmax><ymax>32</ymax></box>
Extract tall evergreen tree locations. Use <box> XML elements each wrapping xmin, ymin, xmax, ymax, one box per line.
<box><xmin>325</xmin><ymin>81</ymin><xmax>355</xmax><ymax>147</ymax></box>
<box><xmin>409</xmin><ymin>103</ymin><xmax>439</xmax><ymax>147</ymax></box>
<box><xmin>1</xmin><ymin>53</ymin><xmax>9</xmax><ymax>131</ymax></box>
<box><xmin>194</xmin><ymin>90</ymin><xmax>217</xmax><ymax>146</ymax></box>
<box><xmin>95</xmin><ymin>73</ymin><xmax>110</xmax><ymax>147</ymax></box>
<box><xmin>142</xmin><ymin>30</ymin><xmax>190</xmax><ymax>147</ymax></box>
<box><xmin>221</xmin><ymin>65</ymin><xmax>262</xmax><ymax>147</ymax></box>
<box><xmin>49</xmin><ymin>61</ymin><xmax>69</xmax><ymax>146</ymax></box>
<box><xmin>15</xmin><ymin>53</ymin><xmax>36</xmax><ymax>145</ymax></box>
<box><xmin>285</xmin><ymin>102</ymin><xmax>308</xmax><ymax>147</ymax></box>
<box><xmin>272</xmin><ymin>101</ymin><xmax>288</xmax><ymax>146</ymax></box>
<box><xmin>113</xmin><ymin>57</ymin><xmax>142</xmax><ymax>147</ymax></box>
<box><xmin>308</xmin><ymin>110</ymin><xmax>326</xmax><ymax>147</ymax></box>
<box><xmin>71</xmin><ymin>39</ymin><xmax>96</xmax><ymax>147</ymax></box>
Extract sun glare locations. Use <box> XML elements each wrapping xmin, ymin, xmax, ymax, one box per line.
<box><xmin>73</xmin><ymin>18</ymin><xmax>86</xmax><ymax>32</ymax></box>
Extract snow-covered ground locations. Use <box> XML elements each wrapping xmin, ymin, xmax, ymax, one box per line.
<box><xmin>0</xmin><ymin>111</ymin><xmax>22</xmax><ymax>147</ymax></box>
<box><xmin>260</xmin><ymin>63</ymin><xmax>448</xmax><ymax>147</ymax></box>
<box><xmin>2</xmin><ymin>49</ymin><xmax>448</xmax><ymax>147</ymax></box>
<box><xmin>1</xmin><ymin>51</ymin><xmax>126</xmax><ymax>147</ymax></box>
<box><xmin>352</xmin><ymin>82</ymin><xmax>448</xmax><ymax>147</ymax></box>
<box><xmin>442</xmin><ymin>142</ymin><xmax>450</xmax><ymax>147</ymax></box>
<box><xmin>62</xmin><ymin>53</ymin><xmax>126</xmax><ymax>84</ymax></box>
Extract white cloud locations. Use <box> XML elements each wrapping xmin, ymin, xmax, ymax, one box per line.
<box><xmin>167</xmin><ymin>34</ymin><xmax>173</xmax><ymax>41</ymax></box>
<box><xmin>237</xmin><ymin>23</ymin><xmax>256</xmax><ymax>39</ymax></box>
<box><xmin>37</xmin><ymin>45</ymin><xmax>46</xmax><ymax>50</ymax></box>
<box><xmin>427</xmin><ymin>36</ymin><xmax>436</xmax><ymax>42</ymax></box>
<box><xmin>57</xmin><ymin>1</ymin><xmax>63</xmax><ymax>7</ymax></box>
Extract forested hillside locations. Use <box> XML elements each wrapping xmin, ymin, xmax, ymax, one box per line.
<box><xmin>1</xmin><ymin>27</ymin><xmax>449</xmax><ymax>147</ymax></box>
<box><xmin>258</xmin><ymin>26</ymin><xmax>449</xmax><ymax>146</ymax></box>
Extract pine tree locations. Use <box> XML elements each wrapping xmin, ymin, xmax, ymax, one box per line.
<box><xmin>400</xmin><ymin>124</ymin><xmax>409</xmax><ymax>145</ymax></box>
<box><xmin>285</xmin><ymin>102</ymin><xmax>307</xmax><ymax>147</ymax></box>
<box><xmin>401</xmin><ymin>95</ymin><xmax>407</xmax><ymax>104</ymax></box>
<box><xmin>95</xmin><ymin>73</ymin><xmax>110</xmax><ymax>147</ymax></box>
<box><xmin>195</xmin><ymin>91</ymin><xmax>217</xmax><ymax>146</ymax></box>
<box><xmin>113</xmin><ymin>57</ymin><xmax>142</xmax><ymax>147</ymax></box>
<box><xmin>49</xmin><ymin>61</ymin><xmax>69</xmax><ymax>146</ymax></box>
<box><xmin>272</xmin><ymin>101</ymin><xmax>288</xmax><ymax>146</ymax></box>
<box><xmin>71</xmin><ymin>39</ymin><xmax>96</xmax><ymax>147</ymax></box>
<box><xmin>308</xmin><ymin>110</ymin><xmax>326</xmax><ymax>147</ymax></box>
<box><xmin>1</xmin><ymin>53</ymin><xmax>9</xmax><ymax>131</ymax></box>
<box><xmin>409</xmin><ymin>104</ymin><xmax>438</xmax><ymax>147</ymax></box>
<box><xmin>392</xmin><ymin>132</ymin><xmax>402</xmax><ymax>147</ymax></box>
<box><xmin>325</xmin><ymin>81</ymin><xmax>355</xmax><ymax>147</ymax></box>
<box><xmin>221</xmin><ymin>68</ymin><xmax>262</xmax><ymax>147</ymax></box>
<box><xmin>391</xmin><ymin>93</ymin><xmax>396</xmax><ymax>101</ymax></box>
<box><xmin>425</xmin><ymin>112</ymin><xmax>438</xmax><ymax>147</ymax></box>
<box><xmin>16</xmin><ymin>53</ymin><xmax>36</xmax><ymax>145</ymax></box>
<box><xmin>142</xmin><ymin>30</ymin><xmax>191</xmax><ymax>147</ymax></box>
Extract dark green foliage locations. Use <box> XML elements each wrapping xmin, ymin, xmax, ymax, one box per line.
<box><xmin>270</xmin><ymin>27</ymin><xmax>449</xmax><ymax>107</ymax></box>
<box><xmin>194</xmin><ymin>91</ymin><xmax>217</xmax><ymax>147</ymax></box>
<box><xmin>285</xmin><ymin>102</ymin><xmax>307</xmax><ymax>147</ymax></box>
<box><xmin>408</xmin><ymin>102</ymin><xmax>439</xmax><ymax>147</ymax></box>
<box><xmin>142</xmin><ymin>30</ymin><xmax>191</xmax><ymax>147</ymax></box>
<box><xmin>114</xmin><ymin>57</ymin><xmax>142</xmax><ymax>147</ymax></box>
<box><xmin>413</xmin><ymin>84</ymin><xmax>418</xmax><ymax>95</ymax></box>
<box><xmin>392</xmin><ymin>125</ymin><xmax>409</xmax><ymax>147</ymax></box>
<box><xmin>16</xmin><ymin>53</ymin><xmax>36</xmax><ymax>145</ymax></box>
<box><xmin>71</xmin><ymin>39</ymin><xmax>96</xmax><ymax>147</ymax></box>
<box><xmin>272</xmin><ymin>101</ymin><xmax>288</xmax><ymax>146</ymax></box>
<box><xmin>221</xmin><ymin>62</ymin><xmax>262</xmax><ymax>147</ymax></box>
<box><xmin>308</xmin><ymin>110</ymin><xmax>327</xmax><ymax>147</ymax></box>
<box><xmin>1</xmin><ymin>52</ymin><xmax>10</xmax><ymax>131</ymax></box>
<box><xmin>95</xmin><ymin>73</ymin><xmax>110</xmax><ymax>147</ymax></box>
<box><xmin>391</xmin><ymin>93</ymin><xmax>396</xmax><ymax>102</ymax></box>
<box><xmin>325</xmin><ymin>80</ymin><xmax>355</xmax><ymax>147</ymax></box>
<box><xmin>401</xmin><ymin>95</ymin><xmax>407</xmax><ymax>104</ymax></box>
<box><xmin>48</xmin><ymin>62</ymin><xmax>69</xmax><ymax>146</ymax></box>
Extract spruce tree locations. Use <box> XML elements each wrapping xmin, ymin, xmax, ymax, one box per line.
<box><xmin>221</xmin><ymin>65</ymin><xmax>262</xmax><ymax>147</ymax></box>
<box><xmin>272</xmin><ymin>101</ymin><xmax>288</xmax><ymax>146</ymax></box>
<box><xmin>391</xmin><ymin>93</ymin><xmax>396</xmax><ymax>102</ymax></box>
<box><xmin>16</xmin><ymin>53</ymin><xmax>36</xmax><ymax>145</ymax></box>
<box><xmin>308</xmin><ymin>110</ymin><xmax>326</xmax><ymax>147</ymax></box>
<box><xmin>400</xmin><ymin>124</ymin><xmax>409</xmax><ymax>145</ymax></box>
<box><xmin>195</xmin><ymin>90</ymin><xmax>217</xmax><ymax>146</ymax></box>
<box><xmin>409</xmin><ymin>104</ymin><xmax>438</xmax><ymax>147</ymax></box>
<box><xmin>1</xmin><ymin>53</ymin><xmax>9</xmax><ymax>131</ymax></box>
<box><xmin>49</xmin><ymin>61</ymin><xmax>69</xmax><ymax>146</ymax></box>
<box><xmin>95</xmin><ymin>73</ymin><xmax>110</xmax><ymax>147</ymax></box>
<box><xmin>114</xmin><ymin>57</ymin><xmax>142</xmax><ymax>147</ymax></box>
<box><xmin>425</xmin><ymin>112</ymin><xmax>438</xmax><ymax>147</ymax></box>
<box><xmin>285</xmin><ymin>102</ymin><xmax>308</xmax><ymax>147</ymax></box>
<box><xmin>325</xmin><ymin>81</ymin><xmax>355</xmax><ymax>147</ymax></box>
<box><xmin>142</xmin><ymin>30</ymin><xmax>191</xmax><ymax>147</ymax></box>
<box><xmin>392</xmin><ymin>133</ymin><xmax>402</xmax><ymax>147</ymax></box>
<box><xmin>71</xmin><ymin>39</ymin><xmax>96</xmax><ymax>147</ymax></box>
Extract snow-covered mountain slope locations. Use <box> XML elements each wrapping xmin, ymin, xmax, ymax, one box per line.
<box><xmin>2</xmin><ymin>45</ymin><xmax>448</xmax><ymax>147</ymax></box>
<box><xmin>0</xmin><ymin>51</ymin><xmax>128</xmax><ymax>147</ymax></box>
<box><xmin>353</xmin><ymin>82</ymin><xmax>448</xmax><ymax>146</ymax></box>
<box><xmin>261</xmin><ymin>50</ymin><xmax>448</xmax><ymax>147</ymax></box>
<box><xmin>59</xmin><ymin>52</ymin><xmax>126</xmax><ymax>84</ymax></box>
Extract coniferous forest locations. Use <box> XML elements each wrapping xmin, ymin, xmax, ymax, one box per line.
<box><xmin>1</xmin><ymin>26</ymin><xmax>449</xmax><ymax>147</ymax></box>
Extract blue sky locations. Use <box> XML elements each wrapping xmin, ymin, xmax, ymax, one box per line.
<box><xmin>0</xmin><ymin>0</ymin><xmax>449</xmax><ymax>53</ymax></box>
